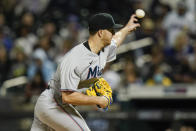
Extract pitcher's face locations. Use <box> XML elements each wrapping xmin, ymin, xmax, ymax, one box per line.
<box><xmin>101</xmin><ymin>29</ymin><xmax>115</xmax><ymax>46</ymax></box>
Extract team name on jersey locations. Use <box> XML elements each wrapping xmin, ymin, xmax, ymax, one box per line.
<box><xmin>87</xmin><ymin>66</ymin><xmax>103</xmax><ymax>79</ymax></box>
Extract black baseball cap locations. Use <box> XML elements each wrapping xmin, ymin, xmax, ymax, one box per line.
<box><xmin>88</xmin><ymin>13</ymin><xmax>123</xmax><ymax>32</ymax></box>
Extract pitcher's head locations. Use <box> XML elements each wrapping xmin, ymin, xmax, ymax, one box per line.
<box><xmin>88</xmin><ymin>13</ymin><xmax>123</xmax><ymax>45</ymax></box>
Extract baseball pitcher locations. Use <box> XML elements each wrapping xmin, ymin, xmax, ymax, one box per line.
<box><xmin>31</xmin><ymin>13</ymin><xmax>140</xmax><ymax>131</ymax></box>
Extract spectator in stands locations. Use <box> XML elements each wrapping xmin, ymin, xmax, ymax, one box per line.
<box><xmin>27</xmin><ymin>48</ymin><xmax>56</xmax><ymax>83</ymax></box>
<box><xmin>39</xmin><ymin>21</ymin><xmax>63</xmax><ymax>55</ymax></box>
<box><xmin>59</xmin><ymin>15</ymin><xmax>80</xmax><ymax>44</ymax></box>
<box><xmin>0</xmin><ymin>17</ymin><xmax>13</xmax><ymax>52</ymax></box>
<box><xmin>135</xmin><ymin>17</ymin><xmax>155</xmax><ymax>40</ymax></box>
<box><xmin>37</xmin><ymin>36</ymin><xmax>56</xmax><ymax>60</ymax></box>
<box><xmin>14</xmin><ymin>25</ymin><xmax>38</xmax><ymax>57</ymax></box>
<box><xmin>187</xmin><ymin>41</ymin><xmax>196</xmax><ymax>82</ymax></box>
<box><xmin>15</xmin><ymin>0</ymin><xmax>50</xmax><ymax>15</ymax></box>
<box><xmin>0</xmin><ymin>12</ymin><xmax>13</xmax><ymax>37</ymax></box>
<box><xmin>9</xmin><ymin>47</ymin><xmax>27</xmax><ymax>78</ymax></box>
<box><xmin>167</xmin><ymin>32</ymin><xmax>194</xmax><ymax>83</ymax></box>
<box><xmin>124</xmin><ymin>59</ymin><xmax>142</xmax><ymax>86</ymax></box>
<box><xmin>0</xmin><ymin>27</ymin><xmax>13</xmax><ymax>52</ymax></box>
<box><xmin>102</xmin><ymin>63</ymin><xmax>121</xmax><ymax>103</ymax></box>
<box><xmin>13</xmin><ymin>12</ymin><xmax>38</xmax><ymax>57</ymax></box>
<box><xmin>146</xmin><ymin>65</ymin><xmax>172</xmax><ymax>86</ymax></box>
<box><xmin>25</xmin><ymin>70</ymin><xmax>47</xmax><ymax>103</ymax></box>
<box><xmin>141</xmin><ymin>45</ymin><xmax>171</xmax><ymax>82</ymax></box>
<box><xmin>55</xmin><ymin>38</ymin><xmax>74</xmax><ymax>64</ymax></box>
<box><xmin>150</xmin><ymin>0</ymin><xmax>171</xmax><ymax>21</ymax></box>
<box><xmin>0</xmin><ymin>0</ymin><xmax>17</xmax><ymax>27</ymax></box>
<box><xmin>162</xmin><ymin>1</ymin><xmax>196</xmax><ymax>47</ymax></box>
<box><xmin>20</xmin><ymin>12</ymin><xmax>36</xmax><ymax>33</ymax></box>
<box><xmin>0</xmin><ymin>44</ymin><xmax>10</xmax><ymax>87</ymax></box>
<box><xmin>102</xmin><ymin>63</ymin><xmax>121</xmax><ymax>90</ymax></box>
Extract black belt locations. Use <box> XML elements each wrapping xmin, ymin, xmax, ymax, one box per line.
<box><xmin>47</xmin><ymin>85</ymin><xmax>50</xmax><ymax>89</ymax></box>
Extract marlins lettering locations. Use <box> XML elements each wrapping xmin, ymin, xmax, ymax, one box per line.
<box><xmin>87</xmin><ymin>66</ymin><xmax>103</xmax><ymax>79</ymax></box>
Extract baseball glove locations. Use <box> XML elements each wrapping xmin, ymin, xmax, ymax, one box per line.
<box><xmin>86</xmin><ymin>78</ymin><xmax>113</xmax><ymax>110</ymax></box>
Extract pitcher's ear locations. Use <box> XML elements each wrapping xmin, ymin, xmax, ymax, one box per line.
<box><xmin>97</xmin><ymin>30</ymin><xmax>103</xmax><ymax>38</ymax></box>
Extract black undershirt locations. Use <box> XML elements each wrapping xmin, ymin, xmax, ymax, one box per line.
<box><xmin>83</xmin><ymin>41</ymin><xmax>104</xmax><ymax>55</ymax></box>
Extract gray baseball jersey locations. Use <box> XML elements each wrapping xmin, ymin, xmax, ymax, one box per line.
<box><xmin>48</xmin><ymin>40</ymin><xmax>117</xmax><ymax>104</ymax></box>
<box><xmin>31</xmin><ymin>40</ymin><xmax>117</xmax><ymax>131</ymax></box>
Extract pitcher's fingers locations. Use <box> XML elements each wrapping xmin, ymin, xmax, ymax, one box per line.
<box><xmin>135</xmin><ymin>23</ymin><xmax>140</xmax><ymax>28</ymax></box>
<box><xmin>133</xmin><ymin>18</ymin><xmax>138</xmax><ymax>22</ymax></box>
<box><xmin>129</xmin><ymin>14</ymin><xmax>137</xmax><ymax>21</ymax></box>
<box><xmin>131</xmin><ymin>14</ymin><xmax>137</xmax><ymax>19</ymax></box>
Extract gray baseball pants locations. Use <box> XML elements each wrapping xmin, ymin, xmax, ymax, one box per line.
<box><xmin>31</xmin><ymin>89</ymin><xmax>91</xmax><ymax>131</ymax></box>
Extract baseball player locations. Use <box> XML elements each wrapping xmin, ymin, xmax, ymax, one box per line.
<box><xmin>31</xmin><ymin>13</ymin><xmax>140</xmax><ymax>131</ymax></box>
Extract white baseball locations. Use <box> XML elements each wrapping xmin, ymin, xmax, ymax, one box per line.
<box><xmin>135</xmin><ymin>9</ymin><xmax>145</xmax><ymax>18</ymax></box>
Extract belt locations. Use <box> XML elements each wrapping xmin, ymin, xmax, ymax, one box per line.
<box><xmin>47</xmin><ymin>85</ymin><xmax>50</xmax><ymax>89</ymax></box>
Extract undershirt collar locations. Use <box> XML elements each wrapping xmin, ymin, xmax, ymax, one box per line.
<box><xmin>83</xmin><ymin>41</ymin><xmax>104</xmax><ymax>55</ymax></box>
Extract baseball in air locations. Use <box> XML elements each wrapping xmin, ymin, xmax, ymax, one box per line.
<box><xmin>135</xmin><ymin>9</ymin><xmax>145</xmax><ymax>18</ymax></box>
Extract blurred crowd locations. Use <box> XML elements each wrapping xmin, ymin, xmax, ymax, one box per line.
<box><xmin>0</xmin><ymin>0</ymin><xmax>196</xmax><ymax>101</ymax></box>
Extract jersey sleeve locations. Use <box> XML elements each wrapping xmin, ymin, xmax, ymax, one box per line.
<box><xmin>59</xmin><ymin>59</ymin><xmax>80</xmax><ymax>92</ymax></box>
<box><xmin>106</xmin><ymin>39</ymin><xmax>117</xmax><ymax>62</ymax></box>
